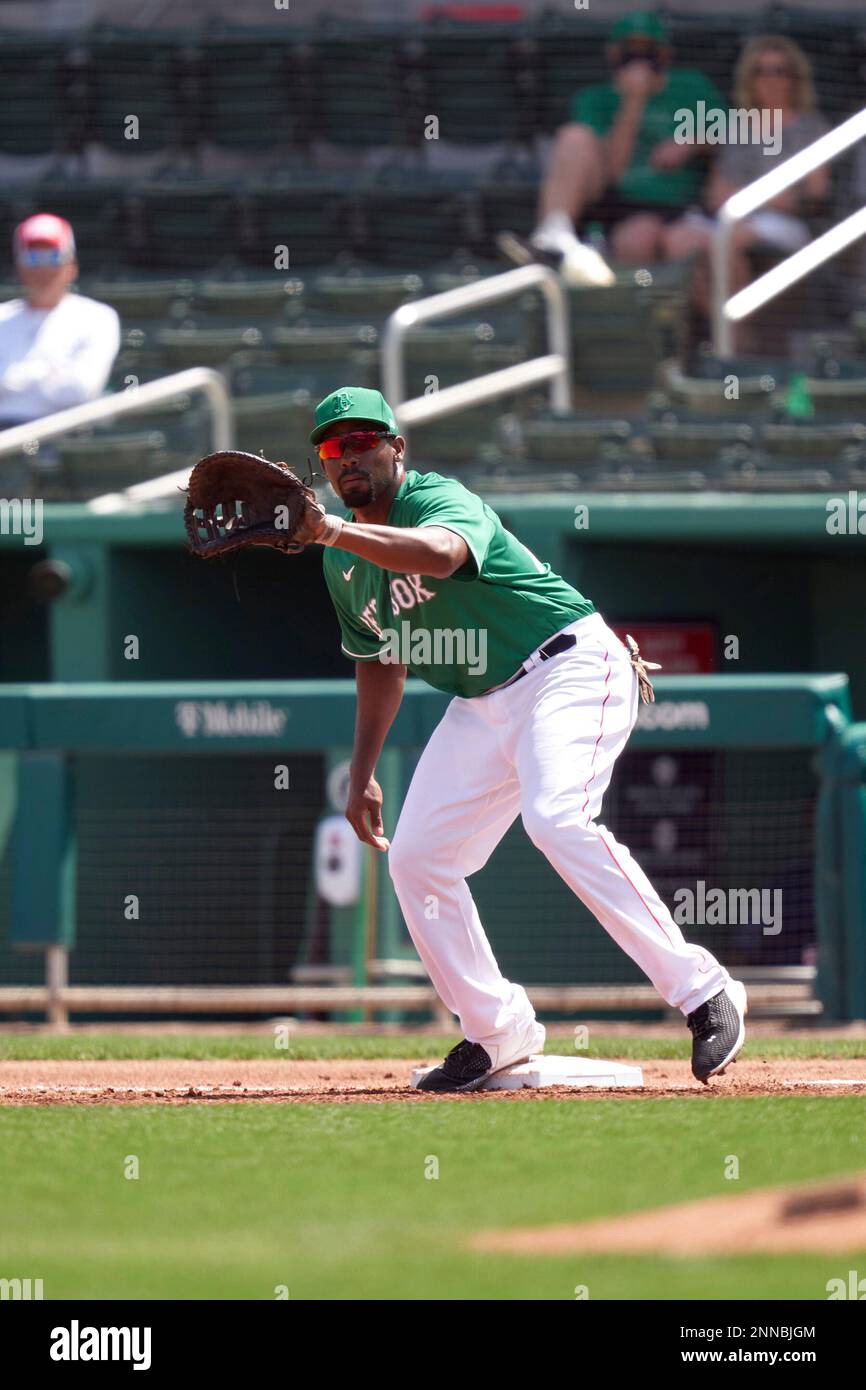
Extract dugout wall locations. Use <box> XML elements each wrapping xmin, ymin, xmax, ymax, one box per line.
<box><xmin>0</xmin><ymin>675</ymin><xmax>863</xmax><ymax>1023</ymax></box>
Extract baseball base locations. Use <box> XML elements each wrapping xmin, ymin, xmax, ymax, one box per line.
<box><xmin>411</xmin><ymin>1055</ymin><xmax>643</xmax><ymax>1091</ymax></box>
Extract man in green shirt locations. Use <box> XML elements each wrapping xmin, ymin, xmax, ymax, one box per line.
<box><xmin>499</xmin><ymin>12</ymin><xmax>723</xmax><ymax>283</ymax></box>
<box><xmin>305</xmin><ymin>385</ymin><xmax>746</xmax><ymax>1091</ymax></box>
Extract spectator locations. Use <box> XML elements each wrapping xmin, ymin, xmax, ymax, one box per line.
<box><xmin>664</xmin><ymin>36</ymin><xmax>830</xmax><ymax>326</ymax></box>
<box><xmin>499</xmin><ymin>11</ymin><xmax>723</xmax><ymax>285</ymax></box>
<box><xmin>0</xmin><ymin>214</ymin><xmax>120</xmax><ymax>431</ymax></box>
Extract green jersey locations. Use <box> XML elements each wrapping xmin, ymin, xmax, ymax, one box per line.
<box><xmin>322</xmin><ymin>470</ymin><xmax>595</xmax><ymax>698</ymax></box>
<box><xmin>571</xmin><ymin>68</ymin><xmax>724</xmax><ymax>207</ymax></box>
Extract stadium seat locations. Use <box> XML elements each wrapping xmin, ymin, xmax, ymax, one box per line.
<box><xmin>233</xmin><ymin>389</ymin><xmax>317</xmax><ymax>461</ymax></box>
<box><xmin>649</xmin><ymin>421</ymin><xmax>756</xmax><ymax>465</ymax></box>
<box><xmin>57</xmin><ymin>430</ymin><xmax>172</xmax><ymax>499</ymax></box>
<box><xmin>0</xmin><ymin>40</ymin><xmax>64</xmax><ymax>156</ymax></box>
<box><xmin>515</xmin><ymin>414</ymin><xmax>633</xmax><ymax>465</ymax></box>
<box><xmin>760</xmin><ymin>422</ymin><xmax>866</xmax><ymax>462</ymax></box>
<box><xmin>309</xmin><ymin>268</ymin><xmax>424</xmax><ymax>319</ymax></box>
<box><xmin>270</xmin><ymin>321</ymin><xmax>378</xmax><ymax>368</ymax></box>
<box><xmin>314</xmin><ymin>28</ymin><xmax>397</xmax><ymax>147</ymax></box>
<box><xmin>82</xmin><ymin>277</ymin><xmax>194</xmax><ymax>320</ymax></box>
<box><xmin>86</xmin><ymin>36</ymin><xmax>180</xmax><ymax>155</ymax></box>
<box><xmin>198</xmin><ymin>39</ymin><xmax>297</xmax><ymax>152</ymax></box>
<box><xmin>658</xmin><ymin>359</ymin><xmax>777</xmax><ymax>418</ymax></box>
<box><xmin>193</xmin><ymin>277</ymin><xmax>305</xmax><ymax>319</ymax></box>
<box><xmin>417</xmin><ymin>24</ymin><xmax>519</xmax><ymax>145</ymax></box>
<box><xmin>153</xmin><ymin>322</ymin><xmax>268</xmax><ymax>370</ymax></box>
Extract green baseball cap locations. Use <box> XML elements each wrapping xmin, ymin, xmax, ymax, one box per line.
<box><xmin>610</xmin><ymin>12</ymin><xmax>669</xmax><ymax>44</ymax></box>
<box><xmin>310</xmin><ymin>386</ymin><xmax>398</xmax><ymax>445</ymax></box>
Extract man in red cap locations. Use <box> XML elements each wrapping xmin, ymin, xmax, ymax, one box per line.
<box><xmin>0</xmin><ymin>213</ymin><xmax>120</xmax><ymax>432</ymax></box>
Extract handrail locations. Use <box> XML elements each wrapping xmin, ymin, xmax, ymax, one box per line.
<box><xmin>382</xmin><ymin>263</ymin><xmax>572</xmax><ymax>438</ymax></box>
<box><xmin>0</xmin><ymin>367</ymin><xmax>233</xmax><ymax>513</ymax></box>
<box><xmin>712</xmin><ymin>107</ymin><xmax>866</xmax><ymax>356</ymax></box>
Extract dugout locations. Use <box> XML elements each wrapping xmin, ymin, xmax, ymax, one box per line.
<box><xmin>1</xmin><ymin>494</ymin><xmax>865</xmax><ymax>715</ymax></box>
<box><xmin>0</xmin><ymin>675</ymin><xmax>863</xmax><ymax>1024</ymax></box>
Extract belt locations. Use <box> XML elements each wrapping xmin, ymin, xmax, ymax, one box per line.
<box><xmin>488</xmin><ymin>632</ymin><xmax>577</xmax><ymax>694</ymax></box>
<box><xmin>484</xmin><ymin>629</ymin><xmax>662</xmax><ymax>703</ymax></box>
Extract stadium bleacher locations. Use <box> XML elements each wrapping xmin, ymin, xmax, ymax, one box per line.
<box><xmin>0</xmin><ymin>7</ymin><xmax>864</xmax><ymax>500</ymax></box>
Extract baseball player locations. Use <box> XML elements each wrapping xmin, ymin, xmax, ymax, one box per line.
<box><xmin>306</xmin><ymin>385</ymin><xmax>747</xmax><ymax>1091</ymax></box>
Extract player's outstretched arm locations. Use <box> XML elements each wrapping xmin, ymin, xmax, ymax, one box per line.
<box><xmin>345</xmin><ymin>658</ymin><xmax>407</xmax><ymax>851</ymax></box>
<box><xmin>322</xmin><ymin>521</ymin><xmax>469</xmax><ymax>580</ymax></box>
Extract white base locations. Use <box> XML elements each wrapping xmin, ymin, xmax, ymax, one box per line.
<box><xmin>411</xmin><ymin>1054</ymin><xmax>643</xmax><ymax>1091</ymax></box>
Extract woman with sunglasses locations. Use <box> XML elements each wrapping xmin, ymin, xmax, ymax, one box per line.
<box><xmin>301</xmin><ymin>385</ymin><xmax>747</xmax><ymax>1093</ymax></box>
<box><xmin>664</xmin><ymin>36</ymin><xmax>830</xmax><ymax>337</ymax></box>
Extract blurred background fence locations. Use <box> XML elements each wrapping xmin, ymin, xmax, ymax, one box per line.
<box><xmin>0</xmin><ymin>675</ymin><xmax>864</xmax><ymax>1024</ymax></box>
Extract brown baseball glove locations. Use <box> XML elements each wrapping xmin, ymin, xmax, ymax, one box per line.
<box><xmin>184</xmin><ymin>450</ymin><xmax>328</xmax><ymax>557</ymax></box>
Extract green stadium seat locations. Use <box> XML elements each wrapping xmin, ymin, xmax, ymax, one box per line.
<box><xmin>154</xmin><ymin>323</ymin><xmax>268</xmax><ymax>369</ymax></box>
<box><xmin>592</xmin><ymin>466</ymin><xmax>708</xmax><ymax>493</ymax></box>
<box><xmin>57</xmin><ymin>429</ymin><xmax>172</xmax><ymax>499</ymax></box>
<box><xmin>408</xmin><ymin>402</ymin><xmax>510</xmax><ymax>468</ymax></box>
<box><xmin>82</xmin><ymin>277</ymin><xmax>195</xmax><ymax>320</ymax></box>
<box><xmin>193</xmin><ymin>277</ymin><xmax>305</xmax><ymax>319</ymax></box>
<box><xmin>649</xmin><ymin>421</ymin><xmax>756</xmax><ymax>465</ymax></box>
<box><xmin>314</xmin><ymin>30</ymin><xmax>396</xmax><ymax>147</ymax></box>
<box><xmin>269</xmin><ymin>321</ymin><xmax>378</xmax><ymax>367</ymax></box>
<box><xmin>405</xmin><ymin>343</ymin><xmax>527</xmax><ymax>402</ymax></box>
<box><xmin>126</xmin><ymin>185</ymin><xmax>243</xmax><ymax>272</ymax></box>
<box><xmin>719</xmin><ymin>461</ymin><xmax>836</xmax><ymax>493</ymax></box>
<box><xmin>87</xmin><ymin>38</ymin><xmax>179</xmax><ymax>155</ymax></box>
<box><xmin>658</xmin><ymin>361</ymin><xmax>777</xmax><ymax>418</ymax></box>
<box><xmin>516</xmin><ymin>414</ymin><xmax>632</xmax><ymax>465</ymax></box>
<box><xmin>199</xmin><ymin>39</ymin><xmax>295</xmax><ymax>151</ymax></box>
<box><xmin>418</xmin><ymin>25</ymin><xmax>518</xmax><ymax>144</ymax></box>
<box><xmin>233</xmin><ymin>389</ymin><xmax>316</xmax><ymax>461</ymax></box>
<box><xmin>309</xmin><ymin>268</ymin><xmax>424</xmax><ymax>319</ymax></box>
<box><xmin>760</xmin><ymin>422</ymin><xmax>866</xmax><ymax>461</ymax></box>
<box><xmin>0</xmin><ymin>40</ymin><xmax>64</xmax><ymax>155</ymax></box>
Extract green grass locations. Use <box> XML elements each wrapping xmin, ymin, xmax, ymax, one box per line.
<box><xmin>1</xmin><ymin>1098</ymin><xmax>864</xmax><ymax>1299</ymax></box>
<box><xmin>0</xmin><ymin>1031</ymin><xmax>863</xmax><ymax>1062</ymax></box>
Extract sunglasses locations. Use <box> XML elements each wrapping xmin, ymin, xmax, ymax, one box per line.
<box><xmin>17</xmin><ymin>247</ymin><xmax>68</xmax><ymax>267</ymax></box>
<box><xmin>316</xmin><ymin>429</ymin><xmax>392</xmax><ymax>461</ymax></box>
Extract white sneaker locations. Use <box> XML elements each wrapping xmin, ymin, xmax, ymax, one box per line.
<box><xmin>497</xmin><ymin>228</ymin><xmax>615</xmax><ymax>287</ymax></box>
<box><xmin>552</xmin><ymin>236</ymin><xmax>616</xmax><ymax>287</ymax></box>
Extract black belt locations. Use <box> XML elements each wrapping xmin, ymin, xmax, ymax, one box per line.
<box><xmin>496</xmin><ymin>632</ymin><xmax>577</xmax><ymax>691</ymax></box>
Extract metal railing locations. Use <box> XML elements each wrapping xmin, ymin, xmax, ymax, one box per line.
<box><xmin>712</xmin><ymin>107</ymin><xmax>866</xmax><ymax>357</ymax></box>
<box><xmin>382</xmin><ymin>263</ymin><xmax>572</xmax><ymax>438</ymax></box>
<box><xmin>0</xmin><ymin>366</ymin><xmax>233</xmax><ymax>513</ymax></box>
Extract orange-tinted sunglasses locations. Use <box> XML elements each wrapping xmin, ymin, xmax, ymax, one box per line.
<box><xmin>316</xmin><ymin>429</ymin><xmax>392</xmax><ymax>461</ymax></box>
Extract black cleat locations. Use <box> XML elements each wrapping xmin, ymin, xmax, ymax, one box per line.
<box><xmin>687</xmin><ymin>980</ymin><xmax>748</xmax><ymax>1084</ymax></box>
<box><xmin>414</xmin><ymin>1021</ymin><xmax>545</xmax><ymax>1093</ymax></box>
<box><xmin>415</xmin><ymin>1039</ymin><xmax>494</xmax><ymax>1093</ymax></box>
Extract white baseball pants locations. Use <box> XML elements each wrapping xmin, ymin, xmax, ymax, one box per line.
<box><xmin>388</xmin><ymin>611</ymin><xmax>730</xmax><ymax>1051</ymax></box>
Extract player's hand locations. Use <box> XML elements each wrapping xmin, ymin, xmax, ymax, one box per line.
<box><xmin>614</xmin><ymin>60</ymin><xmax>656</xmax><ymax>99</ymax></box>
<box><xmin>345</xmin><ymin>775</ymin><xmax>390</xmax><ymax>852</ymax></box>
<box><xmin>649</xmin><ymin>137</ymin><xmax>691</xmax><ymax>170</ymax></box>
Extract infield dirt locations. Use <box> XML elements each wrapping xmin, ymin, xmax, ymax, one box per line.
<box><xmin>2</xmin><ymin>1056</ymin><xmax>866</xmax><ymax>1104</ymax></box>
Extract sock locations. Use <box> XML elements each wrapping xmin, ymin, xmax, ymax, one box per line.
<box><xmin>532</xmin><ymin>210</ymin><xmax>575</xmax><ymax>244</ymax></box>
